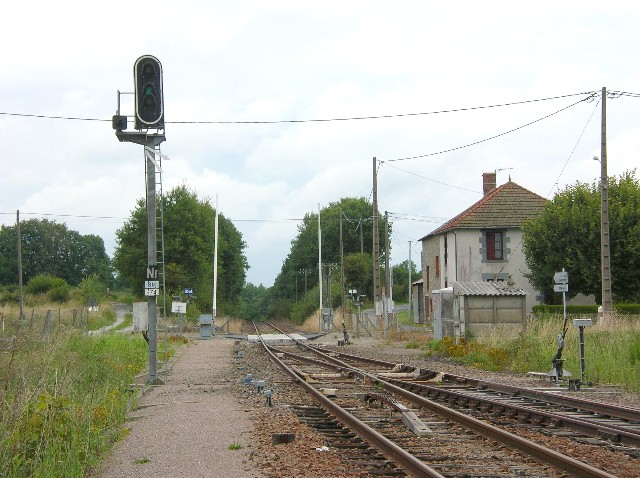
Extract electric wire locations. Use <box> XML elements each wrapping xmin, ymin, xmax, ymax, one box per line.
<box><xmin>0</xmin><ymin>91</ymin><xmax>599</xmax><ymax>125</ymax></box>
<box><xmin>496</xmin><ymin>94</ymin><xmax>603</xmax><ymax>277</ymax></box>
<box><xmin>386</xmin><ymin>93</ymin><xmax>595</xmax><ymax>162</ymax></box>
<box><xmin>378</xmin><ymin>162</ymin><xmax>481</xmax><ymax>193</ymax></box>
<box><xmin>545</xmin><ymin>96</ymin><xmax>601</xmax><ymax>198</ymax></box>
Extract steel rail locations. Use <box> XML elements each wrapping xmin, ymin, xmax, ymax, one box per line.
<box><xmin>268</xmin><ymin>331</ymin><xmax>617</xmax><ymax>478</ymax></box>
<box><xmin>253</xmin><ymin>323</ymin><xmax>445</xmax><ymax>477</ymax></box>
<box><xmin>388</xmin><ymin>377</ymin><xmax>640</xmax><ymax>448</ymax></box>
<box><xmin>323</xmin><ymin>348</ymin><xmax>640</xmax><ymax>422</ymax></box>
<box><xmin>320</xmin><ymin>348</ymin><xmax>640</xmax><ymax>445</ymax></box>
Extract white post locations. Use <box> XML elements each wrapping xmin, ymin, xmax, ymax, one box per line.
<box><xmin>318</xmin><ymin>204</ymin><xmax>322</xmax><ymax>332</ymax></box>
<box><xmin>213</xmin><ymin>194</ymin><xmax>219</xmax><ymax>321</ymax></box>
<box><xmin>562</xmin><ymin>267</ymin><xmax>567</xmax><ymax>328</ymax></box>
<box><xmin>408</xmin><ymin>241</ymin><xmax>412</xmax><ymax>323</ymax></box>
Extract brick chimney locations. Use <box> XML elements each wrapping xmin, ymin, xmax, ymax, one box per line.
<box><xmin>482</xmin><ymin>172</ymin><xmax>497</xmax><ymax>196</ymax></box>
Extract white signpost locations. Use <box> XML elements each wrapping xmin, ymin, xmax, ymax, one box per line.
<box><xmin>549</xmin><ymin>269</ymin><xmax>570</xmax><ymax>381</ymax></box>
<box><xmin>171</xmin><ymin>302</ymin><xmax>187</xmax><ymax>314</ymax></box>
<box><xmin>554</xmin><ymin>269</ymin><xmax>569</xmax><ymax>323</ymax></box>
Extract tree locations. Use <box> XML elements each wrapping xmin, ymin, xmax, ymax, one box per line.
<box><xmin>343</xmin><ymin>252</ymin><xmax>373</xmax><ymax>298</ymax></box>
<box><xmin>391</xmin><ymin>259</ymin><xmax>421</xmax><ymax>302</ymax></box>
<box><xmin>522</xmin><ymin>170</ymin><xmax>640</xmax><ymax>303</ymax></box>
<box><xmin>271</xmin><ymin>197</ymin><xmax>389</xmax><ymax>303</ymax></box>
<box><xmin>0</xmin><ymin>219</ymin><xmax>112</xmax><ymax>287</ymax></box>
<box><xmin>112</xmin><ymin>185</ymin><xmax>248</xmax><ymax>313</ymax></box>
<box><xmin>239</xmin><ymin>283</ymin><xmax>271</xmax><ymax>321</ymax></box>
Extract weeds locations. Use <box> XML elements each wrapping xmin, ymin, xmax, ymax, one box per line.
<box><xmin>418</xmin><ymin>314</ymin><xmax>640</xmax><ymax>393</ymax></box>
<box><xmin>0</xmin><ymin>330</ymin><xmax>148</xmax><ymax>477</ymax></box>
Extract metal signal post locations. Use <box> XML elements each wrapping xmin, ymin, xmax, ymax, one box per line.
<box><xmin>113</xmin><ymin>55</ymin><xmax>166</xmax><ymax>385</ymax></box>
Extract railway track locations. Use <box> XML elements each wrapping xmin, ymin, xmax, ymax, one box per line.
<box><xmin>249</xmin><ymin>322</ymin><xmax>632</xmax><ymax>477</ymax></box>
<box><xmin>315</xmin><ymin>346</ymin><xmax>640</xmax><ymax>456</ymax></box>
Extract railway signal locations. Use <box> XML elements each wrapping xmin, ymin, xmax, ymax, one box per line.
<box><xmin>134</xmin><ymin>55</ymin><xmax>164</xmax><ymax>129</ymax></box>
<box><xmin>113</xmin><ymin>55</ymin><xmax>166</xmax><ymax>385</ymax></box>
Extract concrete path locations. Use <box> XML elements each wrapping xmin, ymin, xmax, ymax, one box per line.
<box><xmin>96</xmin><ymin>336</ymin><xmax>263</xmax><ymax>478</ymax></box>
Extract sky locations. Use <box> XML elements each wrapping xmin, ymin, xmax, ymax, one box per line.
<box><xmin>1</xmin><ymin>1</ymin><xmax>639</xmax><ymax>288</ymax></box>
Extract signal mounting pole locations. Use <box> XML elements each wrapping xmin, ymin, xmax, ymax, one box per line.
<box><xmin>113</xmin><ymin>55</ymin><xmax>165</xmax><ymax>385</ymax></box>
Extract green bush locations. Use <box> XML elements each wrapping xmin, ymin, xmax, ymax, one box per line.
<box><xmin>48</xmin><ymin>284</ymin><xmax>71</xmax><ymax>303</ymax></box>
<box><xmin>532</xmin><ymin>304</ymin><xmax>599</xmax><ymax>315</ymax></box>
<box><xmin>615</xmin><ymin>304</ymin><xmax>640</xmax><ymax>315</ymax></box>
<box><xmin>290</xmin><ymin>288</ymin><xmax>320</xmax><ymax>324</ymax></box>
<box><xmin>78</xmin><ymin>274</ymin><xmax>107</xmax><ymax>304</ymax></box>
<box><xmin>0</xmin><ymin>288</ymin><xmax>18</xmax><ymax>305</ymax></box>
<box><xmin>26</xmin><ymin>274</ymin><xmax>68</xmax><ymax>295</ymax></box>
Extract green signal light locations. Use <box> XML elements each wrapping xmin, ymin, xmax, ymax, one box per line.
<box><xmin>144</xmin><ymin>86</ymin><xmax>153</xmax><ymax>95</ymax></box>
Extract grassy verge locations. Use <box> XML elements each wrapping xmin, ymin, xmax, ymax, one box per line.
<box><xmin>0</xmin><ymin>330</ymin><xmax>148</xmax><ymax>477</ymax></box>
<box><xmin>411</xmin><ymin>314</ymin><xmax>640</xmax><ymax>393</ymax></box>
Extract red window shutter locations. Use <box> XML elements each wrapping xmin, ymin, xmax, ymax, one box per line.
<box><xmin>486</xmin><ymin>232</ymin><xmax>496</xmax><ymax>260</ymax></box>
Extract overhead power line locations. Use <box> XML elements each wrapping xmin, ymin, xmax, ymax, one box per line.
<box><xmin>386</xmin><ymin>93</ymin><xmax>596</xmax><ymax>162</ymax></box>
<box><xmin>0</xmin><ymin>91</ymin><xmax>599</xmax><ymax>125</ymax></box>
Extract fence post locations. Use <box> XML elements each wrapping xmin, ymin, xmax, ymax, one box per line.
<box><xmin>43</xmin><ymin>310</ymin><xmax>52</xmax><ymax>336</ymax></box>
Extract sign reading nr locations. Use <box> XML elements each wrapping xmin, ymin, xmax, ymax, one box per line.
<box><xmin>144</xmin><ymin>266</ymin><xmax>159</xmax><ymax>296</ymax></box>
<box><xmin>146</xmin><ymin>266</ymin><xmax>158</xmax><ymax>280</ymax></box>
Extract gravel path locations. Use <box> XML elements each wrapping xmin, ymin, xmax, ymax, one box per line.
<box><xmin>96</xmin><ymin>336</ymin><xmax>263</xmax><ymax>478</ymax></box>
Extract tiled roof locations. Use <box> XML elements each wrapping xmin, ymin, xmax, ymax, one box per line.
<box><xmin>453</xmin><ymin>281</ymin><xmax>527</xmax><ymax>296</ymax></box>
<box><xmin>422</xmin><ymin>181</ymin><xmax>547</xmax><ymax>239</ymax></box>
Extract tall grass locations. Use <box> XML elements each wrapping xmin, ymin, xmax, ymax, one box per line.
<box><xmin>0</xmin><ymin>329</ymin><xmax>148</xmax><ymax>477</ymax></box>
<box><xmin>422</xmin><ymin>314</ymin><xmax>640</xmax><ymax>393</ymax></box>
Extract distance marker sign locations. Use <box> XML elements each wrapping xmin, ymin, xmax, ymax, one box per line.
<box><xmin>144</xmin><ymin>265</ymin><xmax>159</xmax><ymax>296</ymax></box>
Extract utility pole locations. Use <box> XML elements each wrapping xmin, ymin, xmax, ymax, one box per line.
<box><xmin>383</xmin><ymin>211</ymin><xmax>390</xmax><ymax>337</ymax></box>
<box><xmin>372</xmin><ymin>157</ymin><xmax>382</xmax><ymax>319</ymax></box>
<box><xmin>600</xmin><ymin>86</ymin><xmax>613</xmax><ymax>320</ymax></box>
<box><xmin>318</xmin><ymin>204</ymin><xmax>322</xmax><ymax>332</ymax></box>
<box><xmin>359</xmin><ymin>218</ymin><xmax>364</xmax><ymax>253</ymax></box>
<box><xmin>340</xmin><ymin>209</ymin><xmax>345</xmax><ymax>321</ymax></box>
<box><xmin>408</xmin><ymin>240</ymin><xmax>412</xmax><ymax>323</ymax></box>
<box><xmin>17</xmin><ymin>210</ymin><xmax>24</xmax><ymax>321</ymax></box>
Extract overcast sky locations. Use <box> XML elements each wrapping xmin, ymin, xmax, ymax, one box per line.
<box><xmin>1</xmin><ymin>1</ymin><xmax>639</xmax><ymax>287</ymax></box>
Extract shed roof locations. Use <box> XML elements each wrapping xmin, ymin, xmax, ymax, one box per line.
<box><xmin>453</xmin><ymin>281</ymin><xmax>526</xmax><ymax>296</ymax></box>
<box><xmin>421</xmin><ymin>181</ymin><xmax>547</xmax><ymax>240</ymax></box>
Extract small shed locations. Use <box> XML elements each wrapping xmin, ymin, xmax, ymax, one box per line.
<box><xmin>454</xmin><ymin>281</ymin><xmax>527</xmax><ymax>337</ymax></box>
<box><xmin>411</xmin><ymin>279</ymin><xmax>425</xmax><ymax>324</ymax></box>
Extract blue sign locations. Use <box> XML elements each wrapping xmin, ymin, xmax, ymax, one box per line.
<box><xmin>184</xmin><ymin>288</ymin><xmax>193</xmax><ymax>295</ymax></box>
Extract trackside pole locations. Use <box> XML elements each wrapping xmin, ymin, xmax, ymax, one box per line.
<box><xmin>146</xmin><ymin>143</ymin><xmax>158</xmax><ymax>384</ymax></box>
